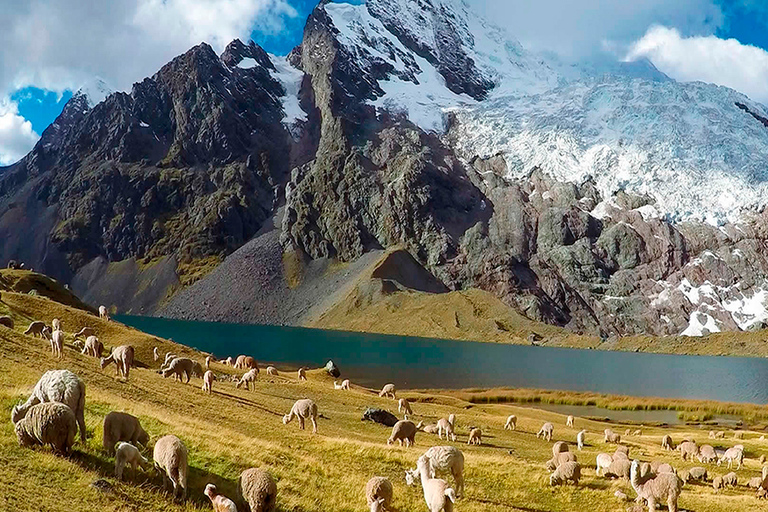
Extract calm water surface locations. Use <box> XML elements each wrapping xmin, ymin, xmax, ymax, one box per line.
<box><xmin>118</xmin><ymin>315</ymin><xmax>768</xmax><ymax>404</ymax></box>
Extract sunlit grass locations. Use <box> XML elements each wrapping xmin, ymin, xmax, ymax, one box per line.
<box><xmin>1</xmin><ymin>289</ymin><xmax>767</xmax><ymax>511</ymax></box>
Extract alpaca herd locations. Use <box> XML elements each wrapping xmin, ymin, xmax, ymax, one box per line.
<box><xmin>537</xmin><ymin>414</ymin><xmax>768</xmax><ymax>511</ymax></box>
<box><xmin>7</xmin><ymin>304</ymin><xmax>768</xmax><ymax>511</ymax></box>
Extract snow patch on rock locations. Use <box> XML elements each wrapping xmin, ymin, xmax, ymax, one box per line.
<box><xmin>268</xmin><ymin>55</ymin><xmax>307</xmax><ymax>128</ymax></box>
<box><xmin>237</xmin><ymin>57</ymin><xmax>257</xmax><ymax>69</ymax></box>
<box><xmin>681</xmin><ymin>311</ymin><xmax>721</xmax><ymax>337</ymax></box>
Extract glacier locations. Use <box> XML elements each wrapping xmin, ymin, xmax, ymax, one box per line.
<box><xmin>325</xmin><ymin>0</ymin><xmax>768</xmax><ymax>227</ymax></box>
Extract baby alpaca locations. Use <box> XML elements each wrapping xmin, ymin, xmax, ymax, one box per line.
<box><xmin>202</xmin><ymin>370</ymin><xmax>216</xmax><ymax>393</ymax></box>
<box><xmin>283</xmin><ymin>399</ymin><xmax>318</xmax><ymax>433</ymax></box>
<box><xmin>99</xmin><ymin>305</ymin><xmax>110</xmax><ymax>321</ymax></box>
<box><xmin>115</xmin><ymin>441</ymin><xmax>151</xmax><ymax>481</ymax></box>
<box><xmin>297</xmin><ymin>368</ymin><xmax>307</xmax><ymax>381</ymax></box>
<box><xmin>204</xmin><ymin>484</ymin><xmax>238</xmax><ymax>512</ymax></box>
<box><xmin>504</xmin><ymin>415</ymin><xmax>517</xmax><ymax>430</ymax></box>
<box><xmin>566</xmin><ymin>415</ymin><xmax>574</xmax><ymax>428</ymax></box>
<box><xmin>236</xmin><ymin>368</ymin><xmax>259</xmax><ymax>390</ymax></box>
<box><xmin>537</xmin><ymin>422</ymin><xmax>554</xmax><ymax>441</ymax></box>
<box><xmin>379</xmin><ymin>383</ymin><xmax>396</xmax><ymax>399</ymax></box>
<box><xmin>398</xmin><ymin>398</ymin><xmax>413</xmax><ymax>418</ymax></box>
<box><xmin>467</xmin><ymin>428</ymin><xmax>482</xmax><ymax>445</ymax></box>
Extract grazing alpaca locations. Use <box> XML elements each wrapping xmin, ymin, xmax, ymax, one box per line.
<box><xmin>416</xmin><ymin>455</ymin><xmax>456</xmax><ymax>512</ymax></box>
<box><xmin>630</xmin><ymin>459</ymin><xmax>681</xmax><ymax>512</ymax></box>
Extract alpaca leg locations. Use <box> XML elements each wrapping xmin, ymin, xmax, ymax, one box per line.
<box><xmin>311</xmin><ymin>417</ymin><xmax>318</xmax><ymax>434</ymax></box>
<box><xmin>299</xmin><ymin>417</ymin><xmax>305</xmax><ymax>430</ymax></box>
<box><xmin>444</xmin><ymin>497</ymin><xmax>454</xmax><ymax>512</ymax></box>
<box><xmin>668</xmin><ymin>495</ymin><xmax>678</xmax><ymax>512</ymax></box>
<box><xmin>455</xmin><ymin>472</ymin><xmax>464</xmax><ymax>497</ymax></box>
<box><xmin>647</xmin><ymin>498</ymin><xmax>655</xmax><ymax>512</ymax></box>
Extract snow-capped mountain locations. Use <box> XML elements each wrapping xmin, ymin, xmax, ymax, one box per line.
<box><xmin>291</xmin><ymin>0</ymin><xmax>768</xmax><ymax>337</ymax></box>
<box><xmin>4</xmin><ymin>0</ymin><xmax>768</xmax><ymax>339</ymax></box>
<box><xmin>325</xmin><ymin>0</ymin><xmax>768</xmax><ymax>226</ymax></box>
<box><xmin>73</xmin><ymin>78</ymin><xmax>114</xmax><ymax>108</ymax></box>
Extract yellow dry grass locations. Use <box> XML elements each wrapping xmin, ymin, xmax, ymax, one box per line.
<box><xmin>1</xmin><ymin>290</ymin><xmax>767</xmax><ymax>511</ymax></box>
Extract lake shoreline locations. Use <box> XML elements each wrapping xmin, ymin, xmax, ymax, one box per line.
<box><xmin>313</xmin><ymin>323</ymin><xmax>768</xmax><ymax>359</ymax></box>
<box><xmin>408</xmin><ymin>386</ymin><xmax>768</xmax><ymax>424</ymax></box>
<box><xmin>127</xmin><ymin>313</ymin><xmax>768</xmax><ymax>359</ymax></box>
<box><xmin>118</xmin><ymin>314</ymin><xmax>768</xmax><ymax>406</ymax></box>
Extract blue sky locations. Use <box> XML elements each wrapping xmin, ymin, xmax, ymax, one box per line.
<box><xmin>3</xmin><ymin>0</ymin><xmax>768</xmax><ymax>165</ymax></box>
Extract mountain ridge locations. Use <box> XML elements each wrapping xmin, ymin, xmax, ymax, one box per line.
<box><xmin>3</xmin><ymin>0</ymin><xmax>768</xmax><ymax>339</ymax></box>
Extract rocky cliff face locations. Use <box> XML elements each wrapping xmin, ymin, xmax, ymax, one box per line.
<box><xmin>3</xmin><ymin>0</ymin><xmax>768</xmax><ymax>336</ymax></box>
<box><xmin>0</xmin><ymin>39</ymin><xmax>292</xmax><ymax>283</ymax></box>
<box><xmin>276</xmin><ymin>0</ymin><xmax>768</xmax><ymax>338</ymax></box>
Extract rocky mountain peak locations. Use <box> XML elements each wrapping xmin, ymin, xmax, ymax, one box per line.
<box><xmin>221</xmin><ymin>39</ymin><xmax>275</xmax><ymax>71</ymax></box>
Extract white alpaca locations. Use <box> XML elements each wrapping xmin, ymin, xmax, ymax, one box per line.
<box><xmin>577</xmin><ymin>430</ymin><xmax>586</xmax><ymax>451</ymax></box>
<box><xmin>416</xmin><ymin>455</ymin><xmax>456</xmax><ymax>512</ymax></box>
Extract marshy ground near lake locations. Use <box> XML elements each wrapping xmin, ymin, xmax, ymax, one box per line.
<box><xmin>2</xmin><ymin>278</ymin><xmax>768</xmax><ymax>511</ymax></box>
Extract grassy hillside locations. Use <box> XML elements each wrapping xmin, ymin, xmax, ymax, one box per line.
<box><xmin>1</xmin><ymin>285</ymin><xmax>768</xmax><ymax>511</ymax></box>
<box><xmin>0</xmin><ymin>269</ymin><xmax>95</xmax><ymax>313</ymax></box>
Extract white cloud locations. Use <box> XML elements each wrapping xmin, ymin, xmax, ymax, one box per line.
<box><xmin>0</xmin><ymin>0</ymin><xmax>298</xmax><ymax>97</ymax></box>
<box><xmin>0</xmin><ymin>0</ymin><xmax>298</xmax><ymax>163</ymax></box>
<box><xmin>469</xmin><ymin>0</ymin><xmax>723</xmax><ymax>59</ymax></box>
<box><xmin>0</xmin><ymin>99</ymin><xmax>39</xmax><ymax>166</ymax></box>
<box><xmin>626</xmin><ymin>26</ymin><xmax>768</xmax><ymax>104</ymax></box>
